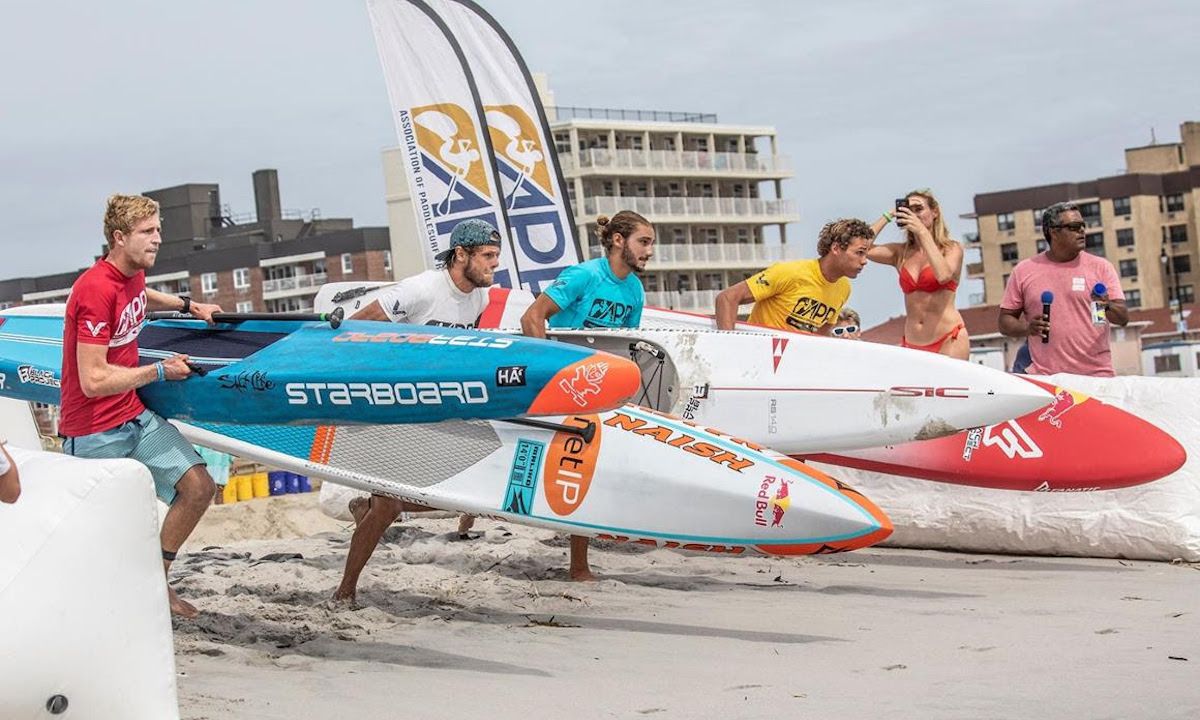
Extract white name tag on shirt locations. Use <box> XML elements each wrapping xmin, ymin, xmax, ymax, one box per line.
<box><xmin>1072</xmin><ymin>277</ymin><xmax>1086</xmax><ymax>292</ymax></box>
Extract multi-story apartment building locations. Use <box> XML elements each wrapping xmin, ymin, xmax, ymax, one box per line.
<box><xmin>382</xmin><ymin>81</ymin><xmax>800</xmax><ymax>311</ymax></box>
<box><xmin>0</xmin><ymin>169</ymin><xmax>393</xmax><ymax>311</ymax></box>
<box><xmin>548</xmin><ymin>105</ymin><xmax>800</xmax><ymax>311</ymax></box>
<box><xmin>968</xmin><ymin>121</ymin><xmax>1200</xmax><ymax>316</ymax></box>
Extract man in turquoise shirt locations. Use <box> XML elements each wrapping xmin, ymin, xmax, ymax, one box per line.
<box><xmin>521</xmin><ymin>209</ymin><xmax>655</xmax><ymax>580</ymax></box>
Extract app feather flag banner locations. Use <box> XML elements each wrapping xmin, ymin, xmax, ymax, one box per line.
<box><xmin>424</xmin><ymin>0</ymin><xmax>584</xmax><ymax>292</ymax></box>
<box><xmin>366</xmin><ymin>0</ymin><xmax>520</xmax><ymax>288</ymax></box>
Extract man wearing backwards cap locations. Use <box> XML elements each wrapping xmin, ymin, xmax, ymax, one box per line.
<box><xmin>330</xmin><ymin>218</ymin><xmax>501</xmax><ymax>605</ymax></box>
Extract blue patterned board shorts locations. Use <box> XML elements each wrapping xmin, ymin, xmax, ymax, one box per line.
<box><xmin>64</xmin><ymin>409</ymin><xmax>205</xmax><ymax>505</ymax></box>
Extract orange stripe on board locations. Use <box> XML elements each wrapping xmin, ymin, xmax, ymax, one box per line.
<box><xmin>310</xmin><ymin>425</ymin><xmax>337</xmax><ymax>464</ymax></box>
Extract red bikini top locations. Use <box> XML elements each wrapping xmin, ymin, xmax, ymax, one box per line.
<box><xmin>899</xmin><ymin>264</ymin><xmax>958</xmax><ymax>294</ymax></box>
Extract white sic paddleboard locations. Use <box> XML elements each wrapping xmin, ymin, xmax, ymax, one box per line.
<box><xmin>315</xmin><ymin>282</ymin><xmax>1053</xmax><ymax>452</ymax></box>
<box><xmin>179</xmin><ymin>406</ymin><xmax>892</xmax><ymax>556</ymax></box>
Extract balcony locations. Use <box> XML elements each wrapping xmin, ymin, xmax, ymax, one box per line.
<box><xmin>587</xmin><ymin>241</ymin><xmax>807</xmax><ymax>268</ymax></box>
<box><xmin>560</xmin><ymin>149</ymin><xmax>792</xmax><ymax>178</ymax></box>
<box><xmin>581</xmin><ymin>195</ymin><xmax>798</xmax><ymax>224</ymax></box>
<box><xmin>645</xmin><ymin>289</ymin><xmax>721</xmax><ymax>312</ymax></box>
<box><xmin>262</xmin><ymin>272</ymin><xmax>328</xmax><ymax>300</ymax></box>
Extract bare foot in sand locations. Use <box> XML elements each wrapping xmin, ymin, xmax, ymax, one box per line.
<box><xmin>570</xmin><ymin>568</ymin><xmax>598</xmax><ymax>582</ymax></box>
<box><xmin>168</xmin><ymin>586</ymin><xmax>199</xmax><ymax>619</ymax></box>
<box><xmin>348</xmin><ymin>496</ymin><xmax>370</xmax><ymax>525</ymax></box>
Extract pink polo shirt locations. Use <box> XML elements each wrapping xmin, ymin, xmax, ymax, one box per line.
<box><xmin>1001</xmin><ymin>251</ymin><xmax>1124</xmax><ymax>377</ymax></box>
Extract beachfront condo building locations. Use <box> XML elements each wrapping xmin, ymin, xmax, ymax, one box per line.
<box><xmin>968</xmin><ymin>121</ymin><xmax>1200</xmax><ymax>317</ymax></box>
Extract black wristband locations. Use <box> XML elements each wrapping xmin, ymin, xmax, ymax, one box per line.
<box><xmin>180</xmin><ymin>296</ymin><xmax>191</xmax><ymax>315</ymax></box>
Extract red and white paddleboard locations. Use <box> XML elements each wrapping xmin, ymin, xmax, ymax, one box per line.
<box><xmin>802</xmin><ymin>377</ymin><xmax>1187</xmax><ymax>492</ymax></box>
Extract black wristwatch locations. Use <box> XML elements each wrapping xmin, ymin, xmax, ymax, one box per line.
<box><xmin>180</xmin><ymin>295</ymin><xmax>192</xmax><ymax>315</ymax></box>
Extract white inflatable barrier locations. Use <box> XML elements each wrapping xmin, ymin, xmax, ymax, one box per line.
<box><xmin>0</xmin><ymin>447</ymin><xmax>180</xmax><ymax>719</ymax></box>
<box><xmin>812</xmin><ymin>374</ymin><xmax>1200</xmax><ymax>561</ymax></box>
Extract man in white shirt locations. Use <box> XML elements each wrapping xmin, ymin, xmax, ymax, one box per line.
<box><xmin>332</xmin><ymin>219</ymin><xmax>501</xmax><ymax>604</ymax></box>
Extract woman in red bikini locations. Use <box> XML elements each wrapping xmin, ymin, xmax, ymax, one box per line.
<box><xmin>867</xmin><ymin>189</ymin><xmax>968</xmax><ymax>359</ymax></box>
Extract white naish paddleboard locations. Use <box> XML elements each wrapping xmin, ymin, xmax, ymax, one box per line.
<box><xmin>179</xmin><ymin>406</ymin><xmax>892</xmax><ymax>556</ymax></box>
<box><xmin>316</xmin><ymin>282</ymin><xmax>1053</xmax><ymax>452</ymax></box>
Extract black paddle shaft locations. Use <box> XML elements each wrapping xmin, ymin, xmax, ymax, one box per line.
<box><xmin>502</xmin><ymin>417</ymin><xmax>597</xmax><ymax>444</ymax></box>
<box><xmin>146</xmin><ymin>306</ymin><xmax>345</xmax><ymax>329</ymax></box>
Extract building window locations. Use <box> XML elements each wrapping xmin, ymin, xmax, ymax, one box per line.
<box><xmin>1125</xmin><ymin>289</ymin><xmax>1141</xmax><ymax>308</ymax></box>
<box><xmin>314</xmin><ymin>258</ymin><xmax>326</xmax><ymax>275</ymax></box>
<box><xmin>1000</xmin><ymin>242</ymin><xmax>1018</xmax><ymax>262</ymax></box>
<box><xmin>383</xmin><ymin>251</ymin><xmax>392</xmax><ymax>273</ymax></box>
<box><xmin>1112</xmin><ymin>197</ymin><xmax>1131</xmax><ymax>216</ymax></box>
<box><xmin>1032</xmin><ymin>208</ymin><xmax>1044</xmax><ymax>227</ymax></box>
<box><xmin>201</xmin><ymin>272</ymin><xmax>217</xmax><ymax>294</ymax></box>
<box><xmin>178</xmin><ymin>278</ymin><xmax>190</xmax><ymax>294</ymax></box>
<box><xmin>1085</xmin><ymin>233</ymin><xmax>1105</xmax><ymax>256</ymax></box>
<box><xmin>1170</xmin><ymin>285</ymin><xmax>1195</xmax><ymax>305</ymax></box>
<box><xmin>1165</xmin><ymin>193</ymin><xmax>1185</xmax><ymax>213</ymax></box>
<box><xmin>997</xmin><ymin>212</ymin><xmax>1015</xmax><ymax>231</ymax></box>
<box><xmin>1174</xmin><ymin>255</ymin><xmax>1192</xmax><ymax>274</ymax></box>
<box><xmin>236</xmin><ymin>301</ymin><xmax>254</xmax><ymax>313</ymax></box>
<box><xmin>1079</xmin><ymin>202</ymin><xmax>1101</xmax><ymax>225</ymax></box>
<box><xmin>1166</xmin><ymin>225</ymin><xmax>1189</xmax><ymax>244</ymax></box>
<box><xmin>1116</xmin><ymin>228</ymin><xmax>1134</xmax><ymax>247</ymax></box>
<box><xmin>233</xmin><ymin>267</ymin><xmax>250</xmax><ymax>289</ymax></box>
<box><xmin>1036</xmin><ymin>239</ymin><xmax>1048</xmax><ymax>253</ymax></box>
<box><xmin>341</xmin><ymin>253</ymin><xmax>353</xmax><ymax>274</ymax></box>
<box><xmin>1154</xmin><ymin>354</ymin><xmax>1181</xmax><ymax>374</ymax></box>
<box><xmin>1001</xmin><ymin>273</ymin><xmax>1010</xmax><ymax>288</ymax></box>
<box><xmin>1118</xmin><ymin>259</ymin><xmax>1138</xmax><ymax>278</ymax></box>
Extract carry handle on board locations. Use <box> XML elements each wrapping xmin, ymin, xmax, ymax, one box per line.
<box><xmin>147</xmin><ymin>306</ymin><xmax>345</xmax><ymax>329</ymax></box>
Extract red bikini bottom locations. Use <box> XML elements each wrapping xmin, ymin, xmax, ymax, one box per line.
<box><xmin>901</xmin><ymin>322</ymin><xmax>965</xmax><ymax>353</ymax></box>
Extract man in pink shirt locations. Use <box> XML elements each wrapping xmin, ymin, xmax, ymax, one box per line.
<box><xmin>999</xmin><ymin>202</ymin><xmax>1129</xmax><ymax>376</ymax></box>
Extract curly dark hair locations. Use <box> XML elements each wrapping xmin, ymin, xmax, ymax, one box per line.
<box><xmin>816</xmin><ymin>218</ymin><xmax>874</xmax><ymax>257</ymax></box>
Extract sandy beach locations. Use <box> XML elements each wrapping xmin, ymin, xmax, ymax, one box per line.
<box><xmin>171</xmin><ymin>493</ymin><xmax>1199</xmax><ymax>720</ymax></box>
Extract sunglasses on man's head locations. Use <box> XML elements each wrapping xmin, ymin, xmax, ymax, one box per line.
<box><xmin>832</xmin><ymin>325</ymin><xmax>859</xmax><ymax>336</ymax></box>
<box><xmin>1050</xmin><ymin>221</ymin><xmax>1087</xmax><ymax>232</ymax></box>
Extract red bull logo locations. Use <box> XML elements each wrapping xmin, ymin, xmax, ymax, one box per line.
<box><xmin>754</xmin><ymin>476</ymin><xmax>791</xmax><ymax>528</ymax></box>
<box><xmin>1036</xmin><ymin>387</ymin><xmax>1087</xmax><ymax>429</ymax></box>
<box><xmin>560</xmin><ymin>361</ymin><xmax>608</xmax><ymax>407</ymax></box>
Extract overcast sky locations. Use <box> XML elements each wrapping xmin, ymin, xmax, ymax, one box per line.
<box><xmin>3</xmin><ymin>0</ymin><xmax>1198</xmax><ymax>325</ymax></box>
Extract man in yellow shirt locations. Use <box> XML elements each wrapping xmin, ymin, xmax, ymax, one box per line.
<box><xmin>715</xmin><ymin>218</ymin><xmax>874</xmax><ymax>332</ymax></box>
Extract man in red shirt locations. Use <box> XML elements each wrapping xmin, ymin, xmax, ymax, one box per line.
<box><xmin>60</xmin><ymin>194</ymin><xmax>221</xmax><ymax>618</ymax></box>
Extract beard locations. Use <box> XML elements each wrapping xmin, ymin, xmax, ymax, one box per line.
<box><xmin>464</xmin><ymin>259</ymin><xmax>493</xmax><ymax>288</ymax></box>
<box><xmin>620</xmin><ymin>244</ymin><xmax>645</xmax><ymax>274</ymax></box>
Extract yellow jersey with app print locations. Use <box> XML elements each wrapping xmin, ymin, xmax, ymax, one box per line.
<box><xmin>745</xmin><ymin>259</ymin><xmax>850</xmax><ymax>332</ymax></box>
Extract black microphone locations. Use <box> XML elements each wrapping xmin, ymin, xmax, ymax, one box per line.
<box><xmin>1040</xmin><ymin>290</ymin><xmax>1054</xmax><ymax>344</ymax></box>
